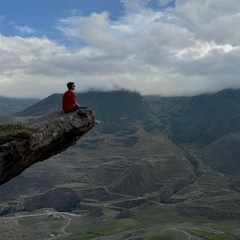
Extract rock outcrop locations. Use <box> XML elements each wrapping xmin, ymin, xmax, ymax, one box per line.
<box><xmin>0</xmin><ymin>108</ymin><xmax>95</xmax><ymax>186</ymax></box>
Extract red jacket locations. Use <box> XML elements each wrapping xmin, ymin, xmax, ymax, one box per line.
<box><xmin>62</xmin><ymin>90</ymin><xmax>76</xmax><ymax>113</ymax></box>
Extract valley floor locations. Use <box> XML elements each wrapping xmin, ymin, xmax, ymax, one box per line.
<box><xmin>1</xmin><ymin>206</ymin><xmax>240</xmax><ymax>240</ymax></box>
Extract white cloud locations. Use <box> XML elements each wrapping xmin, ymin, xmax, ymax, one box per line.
<box><xmin>120</xmin><ymin>0</ymin><xmax>149</xmax><ymax>14</ymax></box>
<box><xmin>175</xmin><ymin>0</ymin><xmax>240</xmax><ymax>45</ymax></box>
<box><xmin>14</xmin><ymin>25</ymin><xmax>36</xmax><ymax>35</ymax></box>
<box><xmin>0</xmin><ymin>0</ymin><xmax>240</xmax><ymax>98</ymax></box>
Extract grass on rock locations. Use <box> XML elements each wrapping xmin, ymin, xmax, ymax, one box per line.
<box><xmin>0</xmin><ymin>124</ymin><xmax>35</xmax><ymax>143</ymax></box>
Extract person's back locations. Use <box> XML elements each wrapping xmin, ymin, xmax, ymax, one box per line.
<box><xmin>62</xmin><ymin>82</ymin><xmax>78</xmax><ymax>113</ymax></box>
<box><xmin>62</xmin><ymin>90</ymin><xmax>76</xmax><ymax>113</ymax></box>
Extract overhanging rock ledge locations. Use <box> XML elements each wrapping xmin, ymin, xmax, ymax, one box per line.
<box><xmin>0</xmin><ymin>108</ymin><xmax>95</xmax><ymax>186</ymax></box>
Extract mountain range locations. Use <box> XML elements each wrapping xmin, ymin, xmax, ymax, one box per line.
<box><xmin>14</xmin><ymin>88</ymin><xmax>240</xmax><ymax>173</ymax></box>
<box><xmin>0</xmin><ymin>88</ymin><xmax>240</xmax><ymax>240</ymax></box>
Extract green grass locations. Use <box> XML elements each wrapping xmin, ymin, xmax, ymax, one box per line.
<box><xmin>47</xmin><ymin>218</ymin><xmax>66</xmax><ymax>230</ymax></box>
<box><xmin>131</xmin><ymin>203</ymin><xmax>185</xmax><ymax>227</ymax></box>
<box><xmin>90</xmin><ymin>218</ymin><xmax>140</xmax><ymax>235</ymax></box>
<box><xmin>145</xmin><ymin>235</ymin><xmax>175</xmax><ymax>240</ymax></box>
<box><xmin>191</xmin><ymin>229</ymin><xmax>240</xmax><ymax>240</ymax></box>
<box><xmin>64</xmin><ymin>231</ymin><xmax>97</xmax><ymax>240</ymax></box>
<box><xmin>18</xmin><ymin>217</ymin><xmax>43</xmax><ymax>226</ymax></box>
<box><xmin>0</xmin><ymin>124</ymin><xmax>35</xmax><ymax>143</ymax></box>
<box><xmin>214</xmin><ymin>222</ymin><xmax>240</xmax><ymax>234</ymax></box>
<box><xmin>63</xmin><ymin>218</ymin><xmax>141</xmax><ymax>240</ymax></box>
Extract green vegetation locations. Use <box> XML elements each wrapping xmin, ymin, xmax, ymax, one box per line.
<box><xmin>191</xmin><ymin>229</ymin><xmax>240</xmax><ymax>240</ymax></box>
<box><xmin>18</xmin><ymin>216</ymin><xmax>65</xmax><ymax>229</ymax></box>
<box><xmin>64</xmin><ymin>231</ymin><xmax>97</xmax><ymax>240</ymax></box>
<box><xmin>18</xmin><ymin>217</ymin><xmax>43</xmax><ymax>226</ymax></box>
<box><xmin>132</xmin><ymin>203</ymin><xmax>186</xmax><ymax>227</ymax></box>
<box><xmin>64</xmin><ymin>218</ymin><xmax>141</xmax><ymax>240</ymax></box>
<box><xmin>0</xmin><ymin>124</ymin><xmax>35</xmax><ymax>143</ymax></box>
<box><xmin>47</xmin><ymin>218</ymin><xmax>66</xmax><ymax>230</ymax></box>
<box><xmin>214</xmin><ymin>222</ymin><xmax>240</xmax><ymax>234</ymax></box>
<box><xmin>145</xmin><ymin>235</ymin><xmax>174</xmax><ymax>240</ymax></box>
<box><xmin>90</xmin><ymin>218</ymin><xmax>140</xmax><ymax>235</ymax></box>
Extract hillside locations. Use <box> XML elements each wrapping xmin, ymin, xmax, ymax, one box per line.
<box><xmin>0</xmin><ymin>96</ymin><xmax>39</xmax><ymax>116</ymax></box>
<box><xmin>146</xmin><ymin>89</ymin><xmax>240</xmax><ymax>145</ymax></box>
<box><xmin>146</xmin><ymin>89</ymin><xmax>240</xmax><ymax>172</ymax></box>
<box><xmin>0</xmin><ymin>89</ymin><xmax>240</xmax><ymax>239</ymax></box>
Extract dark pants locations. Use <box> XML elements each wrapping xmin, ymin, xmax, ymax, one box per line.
<box><xmin>71</xmin><ymin>106</ymin><xmax>88</xmax><ymax>112</ymax></box>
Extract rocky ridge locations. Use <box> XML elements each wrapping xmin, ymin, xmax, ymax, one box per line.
<box><xmin>0</xmin><ymin>108</ymin><xmax>95</xmax><ymax>186</ymax></box>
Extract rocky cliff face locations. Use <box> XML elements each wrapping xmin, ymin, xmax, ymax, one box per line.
<box><xmin>0</xmin><ymin>109</ymin><xmax>95</xmax><ymax>186</ymax></box>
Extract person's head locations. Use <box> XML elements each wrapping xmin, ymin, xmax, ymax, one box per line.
<box><xmin>67</xmin><ymin>82</ymin><xmax>75</xmax><ymax>90</ymax></box>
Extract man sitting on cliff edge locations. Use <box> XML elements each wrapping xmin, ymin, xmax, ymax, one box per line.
<box><xmin>62</xmin><ymin>82</ymin><xmax>87</xmax><ymax>113</ymax></box>
<box><xmin>62</xmin><ymin>82</ymin><xmax>100</xmax><ymax>124</ymax></box>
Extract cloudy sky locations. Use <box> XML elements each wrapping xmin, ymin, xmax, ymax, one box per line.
<box><xmin>0</xmin><ymin>0</ymin><xmax>240</xmax><ymax>98</ymax></box>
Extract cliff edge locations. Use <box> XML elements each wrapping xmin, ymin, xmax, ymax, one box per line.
<box><xmin>0</xmin><ymin>108</ymin><xmax>95</xmax><ymax>186</ymax></box>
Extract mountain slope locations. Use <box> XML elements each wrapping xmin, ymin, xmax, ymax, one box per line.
<box><xmin>201</xmin><ymin>131</ymin><xmax>240</xmax><ymax>173</ymax></box>
<box><xmin>0</xmin><ymin>96</ymin><xmax>39</xmax><ymax>116</ymax></box>
<box><xmin>15</xmin><ymin>93</ymin><xmax>62</xmax><ymax>116</ymax></box>
<box><xmin>146</xmin><ymin>88</ymin><xmax>240</xmax><ymax>147</ymax></box>
<box><xmin>145</xmin><ymin>89</ymin><xmax>240</xmax><ymax>172</ymax></box>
